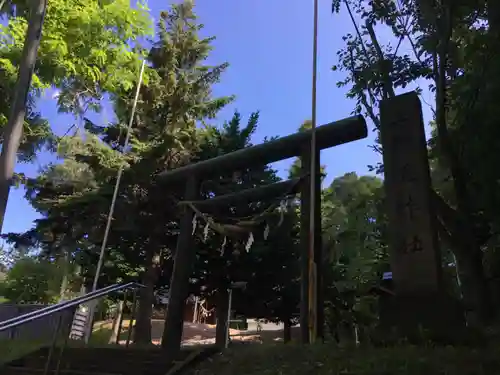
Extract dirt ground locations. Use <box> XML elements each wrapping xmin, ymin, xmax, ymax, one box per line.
<box><xmin>112</xmin><ymin>319</ymin><xmax>300</xmax><ymax>346</ymax></box>
<box><xmin>148</xmin><ymin>320</ymin><xmax>300</xmax><ymax>346</ymax></box>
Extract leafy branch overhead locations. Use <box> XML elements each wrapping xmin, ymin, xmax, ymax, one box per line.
<box><xmin>331</xmin><ymin>0</ymin><xmax>500</xmax><ymax>324</ymax></box>
<box><xmin>0</xmin><ymin>0</ymin><xmax>152</xmax><ymax>161</ymax></box>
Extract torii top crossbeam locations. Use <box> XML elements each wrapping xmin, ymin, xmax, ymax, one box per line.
<box><xmin>158</xmin><ymin>115</ymin><xmax>367</xmax><ymax>185</ymax></box>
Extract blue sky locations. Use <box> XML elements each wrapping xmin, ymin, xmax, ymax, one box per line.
<box><xmin>3</xmin><ymin>0</ymin><xmax>433</xmax><ymax>235</ymax></box>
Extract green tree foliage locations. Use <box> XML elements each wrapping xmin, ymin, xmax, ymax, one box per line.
<box><xmin>13</xmin><ymin>0</ymin><xmax>231</xmax><ymax>271</ymax></box>
<box><xmin>1</xmin><ymin>256</ymin><xmax>65</xmax><ymax>303</ymax></box>
<box><xmin>323</xmin><ymin>173</ymin><xmax>385</xmax><ymax>262</ymax></box>
<box><xmin>331</xmin><ymin>0</ymin><xmax>500</xmax><ymax>324</ymax></box>
<box><xmin>0</xmin><ymin>0</ymin><xmax>152</xmax><ymax>161</ymax></box>
<box><xmin>288</xmin><ymin>120</ymin><xmax>326</xmax><ymax>179</ymax></box>
<box><xmin>0</xmin><ymin>245</ymin><xmax>9</xmax><ymax>284</ymax></box>
<box><xmin>239</xmin><ymin>212</ymin><xmax>301</xmax><ymax>339</ymax></box>
<box><xmin>0</xmin><ymin>0</ymin><xmax>433</xmax><ymax>349</ymax></box>
<box><xmin>187</xmin><ymin>112</ymin><xmax>299</xmax><ymax>333</ymax></box>
<box><xmin>5</xmin><ymin>0</ymin><xmax>234</xmax><ymax>344</ymax></box>
<box><xmin>321</xmin><ymin>172</ymin><xmax>388</xmax><ymax>341</ymax></box>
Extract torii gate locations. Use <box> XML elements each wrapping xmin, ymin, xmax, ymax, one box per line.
<box><xmin>158</xmin><ymin>115</ymin><xmax>367</xmax><ymax>357</ymax></box>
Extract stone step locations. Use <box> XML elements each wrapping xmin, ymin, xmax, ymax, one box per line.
<box><xmin>29</xmin><ymin>347</ymin><xmax>185</xmax><ymax>363</ymax></box>
<box><xmin>17</xmin><ymin>358</ymin><xmax>175</xmax><ymax>375</ymax></box>
<box><xmin>9</xmin><ymin>347</ymin><xmax>193</xmax><ymax>375</ymax></box>
<box><xmin>23</xmin><ymin>352</ymin><xmax>175</xmax><ymax>364</ymax></box>
<box><xmin>7</xmin><ymin>346</ymin><xmax>195</xmax><ymax>375</ymax></box>
<box><xmin>3</xmin><ymin>367</ymin><xmax>119</xmax><ymax>375</ymax></box>
<box><xmin>36</xmin><ymin>346</ymin><xmax>169</xmax><ymax>357</ymax></box>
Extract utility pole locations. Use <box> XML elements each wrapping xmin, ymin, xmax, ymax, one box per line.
<box><xmin>0</xmin><ymin>0</ymin><xmax>48</xmax><ymax>232</ymax></box>
<box><xmin>308</xmin><ymin>0</ymin><xmax>319</xmax><ymax>344</ymax></box>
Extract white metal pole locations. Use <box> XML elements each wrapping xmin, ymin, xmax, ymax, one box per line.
<box><xmin>84</xmin><ymin>60</ymin><xmax>146</xmax><ymax>343</ymax></box>
<box><xmin>91</xmin><ymin>59</ymin><xmax>146</xmax><ymax>292</ymax></box>
<box><xmin>192</xmin><ymin>296</ymin><xmax>199</xmax><ymax>323</ymax></box>
<box><xmin>225</xmin><ymin>288</ymin><xmax>232</xmax><ymax>349</ymax></box>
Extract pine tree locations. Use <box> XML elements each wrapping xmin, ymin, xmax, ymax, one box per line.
<box><xmin>7</xmin><ymin>0</ymin><xmax>234</xmax><ymax>344</ymax></box>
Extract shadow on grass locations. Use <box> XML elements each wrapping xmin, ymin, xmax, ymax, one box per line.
<box><xmin>186</xmin><ymin>343</ymin><xmax>500</xmax><ymax>375</ymax></box>
<box><xmin>0</xmin><ymin>339</ymin><xmax>47</xmax><ymax>366</ymax></box>
<box><xmin>0</xmin><ymin>320</ymin><xmax>132</xmax><ymax>365</ymax></box>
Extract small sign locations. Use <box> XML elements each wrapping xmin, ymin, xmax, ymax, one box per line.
<box><xmin>69</xmin><ymin>306</ymin><xmax>89</xmax><ymax>340</ymax></box>
<box><xmin>380</xmin><ymin>92</ymin><xmax>442</xmax><ymax>293</ymax></box>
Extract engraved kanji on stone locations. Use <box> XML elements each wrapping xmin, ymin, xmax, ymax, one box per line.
<box><xmin>396</xmin><ymin>235</ymin><xmax>423</xmax><ymax>254</ymax></box>
<box><xmin>407</xmin><ymin>235</ymin><xmax>423</xmax><ymax>253</ymax></box>
<box><xmin>404</xmin><ymin>194</ymin><xmax>418</xmax><ymax>221</ymax></box>
<box><xmin>396</xmin><ymin>193</ymin><xmax>419</xmax><ymax>222</ymax></box>
<box><xmin>399</xmin><ymin>163</ymin><xmax>417</xmax><ymax>183</ymax></box>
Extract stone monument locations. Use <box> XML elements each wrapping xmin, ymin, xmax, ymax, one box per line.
<box><xmin>380</xmin><ymin>92</ymin><xmax>464</xmax><ymax>341</ymax></box>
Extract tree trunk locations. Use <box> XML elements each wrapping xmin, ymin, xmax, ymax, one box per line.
<box><xmin>488</xmin><ymin>0</ymin><xmax>500</xmax><ymax>34</ymax></box>
<box><xmin>109</xmin><ymin>300</ymin><xmax>124</xmax><ymax>344</ymax></box>
<box><xmin>435</xmin><ymin>209</ymin><xmax>491</xmax><ymax>323</ymax></box>
<box><xmin>134</xmin><ymin>245</ymin><xmax>159</xmax><ymax>345</ymax></box>
<box><xmin>215</xmin><ymin>287</ymin><xmax>230</xmax><ymax>349</ymax></box>
<box><xmin>451</xmin><ymin>244</ymin><xmax>490</xmax><ymax>322</ymax></box>
<box><xmin>433</xmin><ymin>5</ymin><xmax>490</xmax><ymax>324</ymax></box>
<box><xmin>445</xmin><ymin>174</ymin><xmax>489</xmax><ymax>323</ymax></box>
<box><xmin>283</xmin><ymin>318</ymin><xmax>292</xmax><ymax>343</ymax></box>
<box><xmin>0</xmin><ymin>0</ymin><xmax>47</xmax><ymax>232</ymax></box>
<box><xmin>58</xmin><ymin>250</ymin><xmax>71</xmax><ymax>302</ymax></box>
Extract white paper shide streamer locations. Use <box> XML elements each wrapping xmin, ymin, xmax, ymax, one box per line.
<box><xmin>278</xmin><ymin>199</ymin><xmax>287</xmax><ymax>227</ymax></box>
<box><xmin>203</xmin><ymin>221</ymin><xmax>209</xmax><ymax>242</ymax></box>
<box><xmin>220</xmin><ymin>236</ymin><xmax>227</xmax><ymax>256</ymax></box>
<box><xmin>245</xmin><ymin>232</ymin><xmax>254</xmax><ymax>252</ymax></box>
<box><xmin>263</xmin><ymin>223</ymin><xmax>270</xmax><ymax>240</ymax></box>
<box><xmin>192</xmin><ymin>214</ymin><xmax>198</xmax><ymax>235</ymax></box>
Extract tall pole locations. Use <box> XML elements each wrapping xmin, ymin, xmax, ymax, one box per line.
<box><xmin>58</xmin><ymin>249</ymin><xmax>71</xmax><ymax>302</ymax></box>
<box><xmin>0</xmin><ymin>0</ymin><xmax>47</xmax><ymax>232</ymax></box>
<box><xmin>192</xmin><ymin>296</ymin><xmax>199</xmax><ymax>323</ymax></box>
<box><xmin>83</xmin><ymin>59</ymin><xmax>146</xmax><ymax>343</ymax></box>
<box><xmin>91</xmin><ymin>59</ymin><xmax>146</xmax><ymax>293</ymax></box>
<box><xmin>308</xmin><ymin>0</ymin><xmax>319</xmax><ymax>344</ymax></box>
<box><xmin>226</xmin><ymin>288</ymin><xmax>232</xmax><ymax>349</ymax></box>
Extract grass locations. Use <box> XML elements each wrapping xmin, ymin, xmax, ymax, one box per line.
<box><xmin>186</xmin><ymin>343</ymin><xmax>500</xmax><ymax>375</ymax></box>
<box><xmin>89</xmin><ymin>319</ymin><xmax>133</xmax><ymax>346</ymax></box>
<box><xmin>0</xmin><ymin>339</ymin><xmax>48</xmax><ymax>365</ymax></box>
<box><xmin>0</xmin><ymin>320</ymin><xmax>133</xmax><ymax>365</ymax></box>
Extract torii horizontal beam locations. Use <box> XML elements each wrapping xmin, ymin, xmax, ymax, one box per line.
<box><xmin>158</xmin><ymin>115</ymin><xmax>367</xmax><ymax>185</ymax></box>
<box><xmin>179</xmin><ymin>177</ymin><xmax>303</xmax><ymax>213</ymax></box>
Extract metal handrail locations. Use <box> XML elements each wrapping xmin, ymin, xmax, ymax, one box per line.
<box><xmin>0</xmin><ymin>283</ymin><xmax>120</xmax><ymax>330</ymax></box>
<box><xmin>0</xmin><ymin>281</ymin><xmax>144</xmax><ymax>332</ymax></box>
